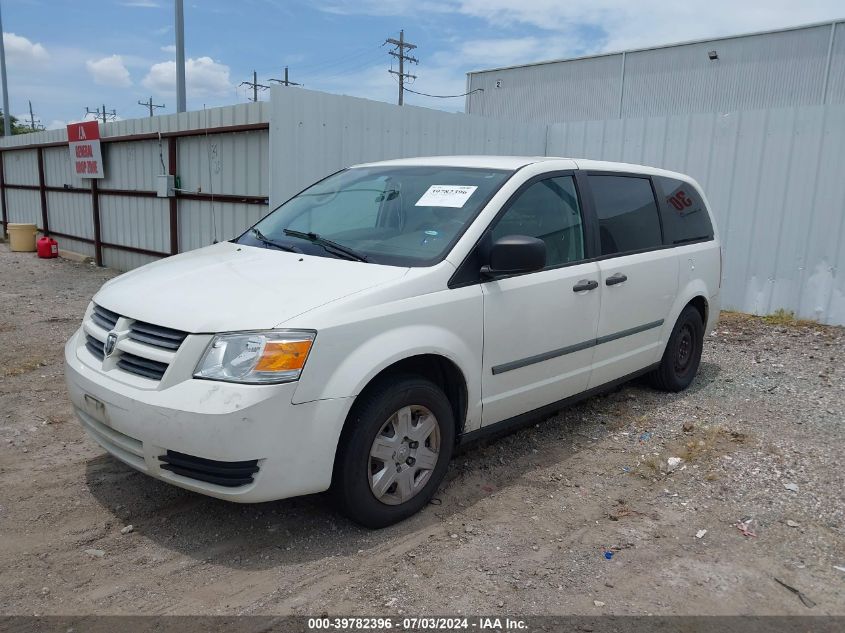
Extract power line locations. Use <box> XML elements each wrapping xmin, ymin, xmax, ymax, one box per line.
<box><xmin>138</xmin><ymin>96</ymin><xmax>165</xmax><ymax>117</ymax></box>
<box><xmin>85</xmin><ymin>104</ymin><xmax>117</xmax><ymax>124</ymax></box>
<box><xmin>268</xmin><ymin>66</ymin><xmax>301</xmax><ymax>87</ymax></box>
<box><xmin>309</xmin><ymin>50</ymin><xmax>386</xmax><ymax>84</ymax></box>
<box><xmin>290</xmin><ymin>43</ymin><xmax>383</xmax><ymax>76</ymax></box>
<box><xmin>239</xmin><ymin>70</ymin><xmax>269</xmax><ymax>102</ymax></box>
<box><xmin>402</xmin><ymin>86</ymin><xmax>485</xmax><ymax>99</ymax></box>
<box><xmin>385</xmin><ymin>29</ymin><xmax>417</xmax><ymax>106</ymax></box>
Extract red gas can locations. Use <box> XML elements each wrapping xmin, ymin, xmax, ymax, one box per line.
<box><xmin>37</xmin><ymin>236</ymin><xmax>59</xmax><ymax>259</ymax></box>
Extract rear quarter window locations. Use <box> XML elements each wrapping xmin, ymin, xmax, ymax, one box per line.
<box><xmin>655</xmin><ymin>176</ymin><xmax>714</xmax><ymax>245</ymax></box>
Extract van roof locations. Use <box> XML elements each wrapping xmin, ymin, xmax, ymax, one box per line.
<box><xmin>352</xmin><ymin>155</ymin><xmax>695</xmax><ymax>182</ymax></box>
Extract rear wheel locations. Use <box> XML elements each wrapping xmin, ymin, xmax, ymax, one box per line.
<box><xmin>332</xmin><ymin>375</ymin><xmax>454</xmax><ymax>528</ymax></box>
<box><xmin>649</xmin><ymin>305</ymin><xmax>704</xmax><ymax>392</ymax></box>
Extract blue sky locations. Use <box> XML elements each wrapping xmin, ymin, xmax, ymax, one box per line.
<box><xmin>2</xmin><ymin>0</ymin><xmax>844</xmax><ymax>129</ymax></box>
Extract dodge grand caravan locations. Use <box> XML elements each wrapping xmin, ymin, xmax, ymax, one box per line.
<box><xmin>65</xmin><ymin>156</ymin><xmax>720</xmax><ymax>528</ymax></box>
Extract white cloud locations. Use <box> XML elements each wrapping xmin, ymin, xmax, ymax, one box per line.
<box><xmin>47</xmin><ymin>119</ymin><xmax>67</xmax><ymax>130</ymax></box>
<box><xmin>319</xmin><ymin>0</ymin><xmax>453</xmax><ymax>15</ymax></box>
<box><xmin>318</xmin><ymin>1</ymin><xmax>844</xmax><ymax>58</ymax></box>
<box><xmin>142</xmin><ymin>56</ymin><xmax>232</xmax><ymax>97</ymax></box>
<box><xmin>160</xmin><ymin>44</ymin><xmax>176</xmax><ymax>54</ymax></box>
<box><xmin>3</xmin><ymin>32</ymin><xmax>49</xmax><ymax>65</ymax></box>
<box><xmin>121</xmin><ymin>1</ymin><xmax>161</xmax><ymax>7</ymax></box>
<box><xmin>86</xmin><ymin>55</ymin><xmax>132</xmax><ymax>87</ymax></box>
<box><xmin>456</xmin><ymin>0</ymin><xmax>845</xmax><ymax>53</ymax></box>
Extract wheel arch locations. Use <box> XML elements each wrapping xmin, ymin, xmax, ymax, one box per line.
<box><xmin>330</xmin><ymin>353</ymin><xmax>469</xmax><ymax>485</ymax></box>
<box><xmin>344</xmin><ymin>353</ymin><xmax>468</xmax><ymax>438</ymax></box>
<box><xmin>687</xmin><ymin>294</ymin><xmax>708</xmax><ymax>325</ymax></box>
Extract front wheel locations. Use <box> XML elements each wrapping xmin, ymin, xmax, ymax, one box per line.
<box><xmin>332</xmin><ymin>375</ymin><xmax>455</xmax><ymax>528</ymax></box>
<box><xmin>649</xmin><ymin>305</ymin><xmax>704</xmax><ymax>392</ymax></box>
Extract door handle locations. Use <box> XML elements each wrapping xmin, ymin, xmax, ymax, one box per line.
<box><xmin>605</xmin><ymin>273</ymin><xmax>628</xmax><ymax>286</ymax></box>
<box><xmin>572</xmin><ymin>279</ymin><xmax>599</xmax><ymax>292</ymax></box>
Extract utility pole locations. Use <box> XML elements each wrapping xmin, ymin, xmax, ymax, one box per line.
<box><xmin>175</xmin><ymin>0</ymin><xmax>186</xmax><ymax>112</ymax></box>
<box><xmin>85</xmin><ymin>104</ymin><xmax>117</xmax><ymax>125</ymax></box>
<box><xmin>269</xmin><ymin>66</ymin><xmax>301</xmax><ymax>87</ymax></box>
<box><xmin>239</xmin><ymin>70</ymin><xmax>268</xmax><ymax>102</ymax></box>
<box><xmin>0</xmin><ymin>2</ymin><xmax>11</xmax><ymax>135</ymax></box>
<box><xmin>27</xmin><ymin>100</ymin><xmax>43</xmax><ymax>131</ymax></box>
<box><xmin>386</xmin><ymin>29</ymin><xmax>417</xmax><ymax>106</ymax></box>
<box><xmin>138</xmin><ymin>96</ymin><xmax>165</xmax><ymax>117</ymax></box>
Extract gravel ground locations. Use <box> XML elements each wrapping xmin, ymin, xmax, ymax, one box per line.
<box><xmin>1</xmin><ymin>243</ymin><xmax>844</xmax><ymax>616</ymax></box>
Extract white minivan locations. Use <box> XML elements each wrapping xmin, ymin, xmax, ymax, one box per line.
<box><xmin>65</xmin><ymin>156</ymin><xmax>720</xmax><ymax>527</ymax></box>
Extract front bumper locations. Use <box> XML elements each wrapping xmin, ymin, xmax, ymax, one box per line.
<box><xmin>64</xmin><ymin>329</ymin><xmax>353</xmax><ymax>502</ymax></box>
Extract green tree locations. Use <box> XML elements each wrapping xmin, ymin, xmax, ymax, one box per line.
<box><xmin>0</xmin><ymin>110</ymin><xmax>33</xmax><ymax>135</ymax></box>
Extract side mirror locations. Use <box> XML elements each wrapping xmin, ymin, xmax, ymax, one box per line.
<box><xmin>480</xmin><ymin>235</ymin><xmax>546</xmax><ymax>278</ymax></box>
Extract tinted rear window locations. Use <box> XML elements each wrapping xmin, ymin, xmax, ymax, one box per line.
<box><xmin>591</xmin><ymin>175</ymin><xmax>663</xmax><ymax>256</ymax></box>
<box><xmin>655</xmin><ymin>176</ymin><xmax>714</xmax><ymax>245</ymax></box>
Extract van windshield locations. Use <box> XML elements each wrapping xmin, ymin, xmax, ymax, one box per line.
<box><xmin>237</xmin><ymin>166</ymin><xmax>512</xmax><ymax>266</ymax></box>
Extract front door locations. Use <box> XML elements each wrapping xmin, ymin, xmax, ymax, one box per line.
<box><xmin>480</xmin><ymin>175</ymin><xmax>602</xmax><ymax>426</ymax></box>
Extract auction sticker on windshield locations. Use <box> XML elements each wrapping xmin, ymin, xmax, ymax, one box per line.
<box><xmin>415</xmin><ymin>185</ymin><xmax>478</xmax><ymax>208</ymax></box>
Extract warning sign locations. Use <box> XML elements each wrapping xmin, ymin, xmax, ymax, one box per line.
<box><xmin>67</xmin><ymin>121</ymin><xmax>104</xmax><ymax>179</ymax></box>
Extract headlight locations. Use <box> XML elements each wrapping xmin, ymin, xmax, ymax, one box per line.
<box><xmin>194</xmin><ymin>330</ymin><xmax>315</xmax><ymax>384</ymax></box>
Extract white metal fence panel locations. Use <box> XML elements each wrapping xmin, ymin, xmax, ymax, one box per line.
<box><xmin>46</xmin><ymin>192</ymin><xmax>93</xmax><ymax>240</ymax></box>
<box><xmin>178</xmin><ymin>200</ymin><xmax>266</xmax><ymax>251</ymax></box>
<box><xmin>102</xmin><ymin>248</ymin><xmax>159</xmax><ymax>272</ymax></box>
<box><xmin>100</xmin><ymin>140</ymin><xmax>169</xmax><ymax>191</ymax></box>
<box><xmin>3</xmin><ymin>150</ymin><xmax>39</xmax><ymax>185</ymax></box>
<box><xmin>546</xmin><ymin>103</ymin><xmax>845</xmax><ymax>324</ymax></box>
<box><xmin>5</xmin><ymin>189</ymin><xmax>40</xmax><ymax>224</ymax></box>
<box><xmin>269</xmin><ymin>88</ymin><xmax>548</xmax><ymax>204</ymax></box>
<box><xmin>99</xmin><ymin>195</ymin><xmax>170</xmax><ymax>253</ymax></box>
<box><xmin>43</xmin><ymin>146</ymin><xmax>86</xmax><ymax>189</ymax></box>
<box><xmin>178</xmin><ymin>130</ymin><xmax>268</xmax><ymax>197</ymax></box>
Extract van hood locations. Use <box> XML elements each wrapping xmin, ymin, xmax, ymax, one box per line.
<box><xmin>93</xmin><ymin>241</ymin><xmax>409</xmax><ymax>332</ymax></box>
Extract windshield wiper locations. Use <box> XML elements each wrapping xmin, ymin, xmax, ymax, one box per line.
<box><xmin>250</xmin><ymin>228</ymin><xmax>300</xmax><ymax>253</ymax></box>
<box><xmin>282</xmin><ymin>229</ymin><xmax>368</xmax><ymax>262</ymax></box>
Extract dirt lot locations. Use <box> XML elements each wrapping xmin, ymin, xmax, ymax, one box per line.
<box><xmin>1</xmin><ymin>243</ymin><xmax>843</xmax><ymax>616</ymax></box>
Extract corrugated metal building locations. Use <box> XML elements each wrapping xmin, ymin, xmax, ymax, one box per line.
<box><xmin>466</xmin><ymin>20</ymin><xmax>845</xmax><ymax>122</ymax></box>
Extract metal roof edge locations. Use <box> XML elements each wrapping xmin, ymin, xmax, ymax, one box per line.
<box><xmin>466</xmin><ymin>17</ymin><xmax>845</xmax><ymax>76</ymax></box>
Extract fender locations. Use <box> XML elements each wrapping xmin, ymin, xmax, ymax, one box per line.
<box><xmin>291</xmin><ymin>304</ymin><xmax>484</xmax><ymax>429</ymax></box>
<box><xmin>297</xmin><ymin>326</ymin><xmax>482</xmax><ymax>431</ymax></box>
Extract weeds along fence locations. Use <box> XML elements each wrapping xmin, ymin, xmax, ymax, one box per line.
<box><xmin>0</xmin><ymin>102</ymin><xmax>270</xmax><ymax>270</ymax></box>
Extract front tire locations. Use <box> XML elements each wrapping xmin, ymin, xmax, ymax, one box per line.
<box><xmin>649</xmin><ymin>305</ymin><xmax>704</xmax><ymax>392</ymax></box>
<box><xmin>332</xmin><ymin>375</ymin><xmax>455</xmax><ymax>528</ymax></box>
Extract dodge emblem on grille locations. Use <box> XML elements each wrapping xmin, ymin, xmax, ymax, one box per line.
<box><xmin>104</xmin><ymin>332</ymin><xmax>118</xmax><ymax>357</ymax></box>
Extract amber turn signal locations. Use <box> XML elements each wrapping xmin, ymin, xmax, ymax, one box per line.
<box><xmin>255</xmin><ymin>339</ymin><xmax>313</xmax><ymax>372</ymax></box>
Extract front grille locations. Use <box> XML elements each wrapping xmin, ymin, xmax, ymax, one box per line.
<box><xmin>117</xmin><ymin>353</ymin><xmax>169</xmax><ymax>381</ymax></box>
<box><xmin>85</xmin><ymin>334</ymin><xmax>105</xmax><ymax>360</ymax></box>
<box><xmin>129</xmin><ymin>320</ymin><xmax>188</xmax><ymax>351</ymax></box>
<box><xmin>159</xmin><ymin>451</ymin><xmax>260</xmax><ymax>488</ymax></box>
<box><xmin>91</xmin><ymin>304</ymin><xmax>119</xmax><ymax>331</ymax></box>
<box><xmin>85</xmin><ymin>304</ymin><xmax>186</xmax><ymax>383</ymax></box>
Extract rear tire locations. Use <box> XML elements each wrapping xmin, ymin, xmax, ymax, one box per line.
<box><xmin>332</xmin><ymin>375</ymin><xmax>455</xmax><ymax>528</ymax></box>
<box><xmin>649</xmin><ymin>305</ymin><xmax>704</xmax><ymax>392</ymax></box>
